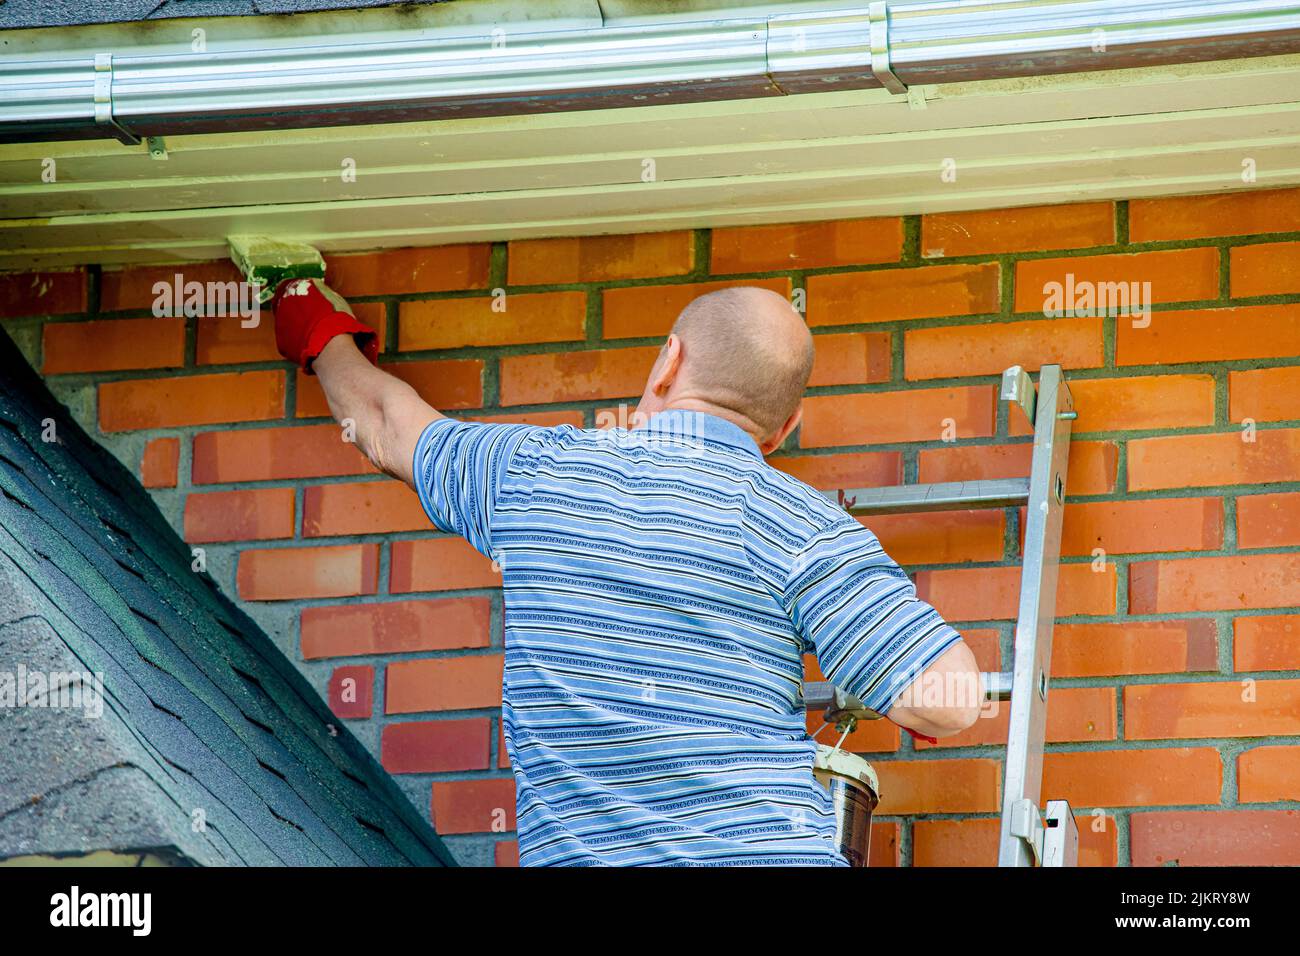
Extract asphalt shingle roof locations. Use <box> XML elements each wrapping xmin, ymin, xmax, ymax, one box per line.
<box><xmin>0</xmin><ymin>328</ymin><xmax>454</xmax><ymax>866</ymax></box>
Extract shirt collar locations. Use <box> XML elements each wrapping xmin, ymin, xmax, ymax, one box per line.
<box><xmin>641</xmin><ymin>408</ymin><xmax>763</xmax><ymax>460</ymax></box>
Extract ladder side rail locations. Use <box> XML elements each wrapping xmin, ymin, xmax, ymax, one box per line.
<box><xmin>996</xmin><ymin>364</ymin><xmax>1075</xmax><ymax>867</ymax></box>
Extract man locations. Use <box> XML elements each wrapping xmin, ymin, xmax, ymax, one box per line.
<box><xmin>272</xmin><ymin>278</ymin><xmax>981</xmax><ymax>866</ymax></box>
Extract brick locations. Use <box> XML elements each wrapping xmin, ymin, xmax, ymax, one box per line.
<box><xmin>912</xmin><ymin>819</ymin><xmax>999</xmax><ymax>867</ymax></box>
<box><xmin>918</xmin><ymin>440</ymin><xmax>1118</xmax><ymax>496</ymax></box>
<box><xmin>303</xmin><ymin>480</ymin><xmax>427</xmax><ymax>537</ymax></box>
<box><xmin>430</xmin><ymin>778</ymin><xmax>516</xmax><ymax>834</ymax></box>
<box><xmin>302</xmin><ymin>597</ymin><xmax>491</xmax><ymax>659</ymax></box>
<box><xmin>0</xmin><ymin>269</ymin><xmax>87</xmax><ymax>319</ymax></box>
<box><xmin>509</xmin><ymin>231</ymin><xmax>693</xmax><ymax>285</ymax></box>
<box><xmin>1127</xmin><ymin>428</ymin><xmax>1300</xmax><ymax>491</ymax></box>
<box><xmin>1009</xmin><ymin>374</ymin><xmax>1215</xmax><ymax>435</ymax></box>
<box><xmin>351</xmin><ymin>358</ymin><xmax>485</xmax><ymax>412</ymax></box>
<box><xmin>1239</xmin><ymin>746</ymin><xmax>1300</xmax><ymax>802</ymax></box>
<box><xmin>499</xmin><ymin>346</ymin><xmax>657</xmax><ymax>406</ymax></box>
<box><xmin>1056</xmin><ymin>497</ymin><xmax>1223</xmax><ymax>556</ymax></box>
<box><xmin>800</xmin><ymin>385</ymin><xmax>995</xmax><ymax>447</ymax></box>
<box><xmin>802</xmin><ymin>654</ymin><xmax>899</xmax><ymax>753</ymax></box>
<box><xmin>328</xmin><ymin>665</ymin><xmax>373</xmax><ymax>719</ymax></box>
<box><xmin>602</xmin><ymin>278</ymin><xmax>790</xmax><ymax>339</ymax></box>
<box><xmin>100</xmin><ymin>261</ymin><xmax>243</xmax><ymax>312</ymax></box>
<box><xmin>1053</xmin><ymin>620</ymin><xmax>1219</xmax><ymax>678</ymax></box>
<box><xmin>382</xmin><ymin>718</ymin><xmax>491</xmax><ymax>773</ymax></box>
<box><xmin>904</xmin><ymin>316</ymin><xmax>1103</xmax><ymax>380</ymax></box>
<box><xmin>296</xmin><ymin>359</ymin><xmax>482</xmax><ymax>417</ymax></box>
<box><xmin>1230</xmin><ymin>240</ymin><xmax>1300</xmax><ymax>297</ymax></box>
<box><xmin>468</xmin><ymin>410</ymin><xmax>585</xmax><ymax>427</ymax></box>
<box><xmin>861</xmin><ymin>509</ymin><xmax>1005</xmax><ymax>565</ymax></box>
<box><xmin>1130</xmin><ymin>553</ymin><xmax>1300</xmax><ymax>613</ymax></box>
<box><xmin>387</xmin><ymin>654</ymin><xmax>503</xmax><ymax>714</ymax></box>
<box><xmin>956</xmin><ymin>629</ymin><xmax>1002</xmax><ymax>672</ymax></box>
<box><xmin>915</xmin><ymin>563</ymin><xmax>1116</xmax><ymax>621</ymax></box>
<box><xmin>494</xmin><ymin>842</ymin><xmax>520</xmax><ymax>867</ymax></box>
<box><xmin>872</xmin><ymin>759</ymin><xmax>1001</xmax><ymax>814</ymax></box>
<box><xmin>197</xmin><ymin>302</ymin><xmax>385</xmax><ymax>365</ymax></box>
<box><xmin>768</xmin><ymin>451</ymin><xmax>902</xmax><ymax>491</ymax></box>
<box><xmin>806</xmin><ymin>263</ymin><xmax>1000</xmax><ymax>326</ymax></box>
<box><xmin>919</xmin><ymin>686</ymin><xmax>1116</xmax><ymax>749</ymax></box>
<box><xmin>1238</xmin><ymin>491</ymin><xmax>1300</xmax><ymax>548</ymax></box>
<box><xmin>1229</xmin><ymin>366</ymin><xmax>1300</xmax><ymax>423</ymax></box>
<box><xmin>390</xmin><ymin>537</ymin><xmax>501</xmax><ymax>593</ymax></box>
<box><xmin>1125</xmin><ymin>679</ymin><xmax>1300</xmax><ymax>739</ymax></box>
<box><xmin>236</xmin><ymin>543</ymin><xmax>379</xmax><ymax>601</ymax></box>
<box><xmin>183</xmin><ymin>487</ymin><xmax>296</xmax><ymax>543</ymax></box>
<box><xmin>1116</xmin><ymin>303</ymin><xmax>1300</xmax><ymax>366</ymax></box>
<box><xmin>809</xmin><ymin>331</ymin><xmax>891</xmax><ymax>387</ymax></box>
<box><xmin>1130</xmin><ymin>186</ymin><xmax>1300</xmax><ymax>242</ymax></box>
<box><xmin>399</xmin><ymin>292</ymin><xmax>585</xmax><ymax>350</ymax></box>
<box><xmin>1043</xmin><ymin>748</ymin><xmax>1221</xmax><ymax>807</ymax></box>
<box><xmin>710</xmin><ymin>217</ymin><xmax>903</xmax><ymax>273</ymax></box>
<box><xmin>913</xmin><ymin>817</ymin><xmax>1117</xmax><ymax>867</ymax></box>
<box><xmin>922</xmin><ymin>202</ymin><xmax>1114</xmax><ymax>257</ymax></box>
<box><xmin>324</xmin><ymin>245</ymin><xmax>491</xmax><ymax>295</ymax></box>
<box><xmin>868</xmin><ymin>822</ymin><xmax>900</xmax><ymax>867</ymax></box>
<box><xmin>1234</xmin><ymin>615</ymin><xmax>1300</xmax><ymax>671</ymax></box>
<box><xmin>99</xmin><ymin>371</ymin><xmax>285</xmax><ymax>431</ymax></box>
<box><xmin>1014</xmin><ymin>247</ymin><xmax>1219</xmax><ymax>313</ymax></box>
<box><xmin>193</xmin><ymin>424</ymin><xmax>376</xmax><ymax>483</ymax></box>
<box><xmin>912</xmin><ymin>819</ymin><xmax>993</xmax><ymax>867</ymax></box>
<box><xmin>1131</xmin><ymin>810</ymin><xmax>1300</xmax><ymax>866</ymax></box>
<box><xmin>140</xmin><ymin>438</ymin><xmax>179</xmax><ymax>488</ymax></box>
<box><xmin>42</xmin><ymin>318</ymin><xmax>185</xmax><ymax>374</ymax></box>
<box><xmin>498</xmin><ymin>720</ymin><xmax>510</xmax><ymax>769</ymax></box>
<box><xmin>196</xmin><ymin>315</ymin><xmax>277</xmax><ymax>365</ymax></box>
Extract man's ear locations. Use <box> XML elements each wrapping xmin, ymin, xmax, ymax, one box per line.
<box><xmin>759</xmin><ymin>405</ymin><xmax>802</xmax><ymax>456</ymax></box>
<box><xmin>651</xmin><ymin>335</ymin><xmax>683</xmax><ymax>396</ymax></box>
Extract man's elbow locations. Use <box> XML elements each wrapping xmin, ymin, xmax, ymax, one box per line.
<box><xmin>891</xmin><ymin>640</ymin><xmax>984</xmax><ymax>738</ymax></box>
<box><xmin>921</xmin><ymin>696</ymin><xmax>982</xmax><ymax>738</ymax></box>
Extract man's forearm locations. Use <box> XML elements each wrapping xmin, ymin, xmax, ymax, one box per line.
<box><xmin>312</xmin><ymin>335</ymin><xmax>441</xmax><ymax>487</ymax></box>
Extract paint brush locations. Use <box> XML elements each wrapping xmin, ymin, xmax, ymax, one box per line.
<box><xmin>227</xmin><ymin>235</ymin><xmax>326</xmax><ymax>303</ymax></box>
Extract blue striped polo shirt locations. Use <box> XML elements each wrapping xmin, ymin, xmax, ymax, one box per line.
<box><xmin>413</xmin><ymin>408</ymin><xmax>961</xmax><ymax>866</ymax></box>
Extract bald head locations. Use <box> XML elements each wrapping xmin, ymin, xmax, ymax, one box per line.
<box><xmin>668</xmin><ymin>287</ymin><xmax>814</xmax><ymax>436</ymax></box>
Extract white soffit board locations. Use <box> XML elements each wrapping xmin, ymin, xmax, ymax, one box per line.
<box><xmin>2</xmin><ymin>48</ymin><xmax>1300</xmax><ymax>268</ymax></box>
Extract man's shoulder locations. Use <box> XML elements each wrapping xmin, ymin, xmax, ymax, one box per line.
<box><xmin>753</xmin><ymin>460</ymin><xmax>857</xmax><ymax>534</ymax></box>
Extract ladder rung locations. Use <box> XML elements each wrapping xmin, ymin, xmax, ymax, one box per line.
<box><xmin>834</xmin><ymin>478</ymin><xmax>1030</xmax><ymax>516</ymax></box>
<box><xmin>985</xmin><ymin>670</ymin><xmax>1013</xmax><ymax>702</ymax></box>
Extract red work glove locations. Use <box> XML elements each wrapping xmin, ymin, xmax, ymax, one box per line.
<box><xmin>271</xmin><ymin>277</ymin><xmax>379</xmax><ymax>374</ymax></box>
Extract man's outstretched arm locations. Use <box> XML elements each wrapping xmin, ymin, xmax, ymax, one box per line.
<box><xmin>272</xmin><ymin>277</ymin><xmax>440</xmax><ymax>489</ymax></box>
<box><xmin>312</xmin><ymin>335</ymin><xmax>442</xmax><ymax>488</ymax></box>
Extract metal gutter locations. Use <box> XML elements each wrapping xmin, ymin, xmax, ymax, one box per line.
<box><xmin>3</xmin><ymin>0</ymin><xmax>1300</xmax><ymax>144</ymax></box>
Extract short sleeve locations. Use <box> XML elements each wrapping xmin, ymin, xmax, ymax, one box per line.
<box><xmin>787</xmin><ymin>516</ymin><xmax>962</xmax><ymax>714</ymax></box>
<box><xmin>411</xmin><ymin>417</ymin><xmax>537</xmax><ymax>559</ymax></box>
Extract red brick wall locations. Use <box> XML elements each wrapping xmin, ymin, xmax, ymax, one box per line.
<box><xmin>7</xmin><ymin>185</ymin><xmax>1300</xmax><ymax>867</ymax></box>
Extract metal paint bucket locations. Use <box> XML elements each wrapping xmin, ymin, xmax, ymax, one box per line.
<box><xmin>813</xmin><ymin>745</ymin><xmax>880</xmax><ymax>867</ymax></box>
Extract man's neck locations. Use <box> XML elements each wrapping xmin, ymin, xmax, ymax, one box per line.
<box><xmin>659</xmin><ymin>398</ymin><xmax>764</xmax><ymax>446</ymax></box>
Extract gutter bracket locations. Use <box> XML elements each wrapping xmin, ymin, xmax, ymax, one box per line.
<box><xmin>93</xmin><ymin>53</ymin><xmax>143</xmax><ymax>147</ymax></box>
<box><xmin>868</xmin><ymin>2</ymin><xmax>908</xmax><ymax>95</ymax></box>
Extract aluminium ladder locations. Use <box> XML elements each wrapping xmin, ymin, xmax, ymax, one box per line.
<box><xmin>804</xmin><ymin>364</ymin><xmax>1078</xmax><ymax>867</ymax></box>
